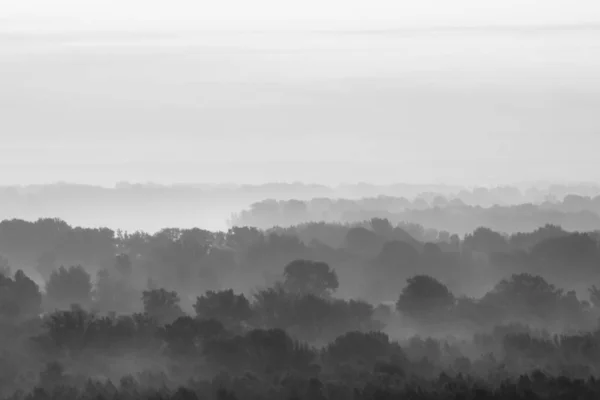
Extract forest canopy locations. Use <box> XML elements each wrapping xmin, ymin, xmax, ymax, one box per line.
<box><xmin>0</xmin><ymin>215</ymin><xmax>600</xmax><ymax>399</ymax></box>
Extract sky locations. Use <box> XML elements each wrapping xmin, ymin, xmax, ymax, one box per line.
<box><xmin>3</xmin><ymin>0</ymin><xmax>600</xmax><ymax>31</ymax></box>
<box><xmin>2</xmin><ymin>0</ymin><xmax>600</xmax><ymax>187</ymax></box>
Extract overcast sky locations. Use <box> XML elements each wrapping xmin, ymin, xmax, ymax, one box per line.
<box><xmin>2</xmin><ymin>0</ymin><xmax>600</xmax><ymax>26</ymax></box>
<box><xmin>4</xmin><ymin>0</ymin><xmax>600</xmax><ymax>31</ymax></box>
<box><xmin>2</xmin><ymin>1</ymin><xmax>600</xmax><ymax>187</ymax></box>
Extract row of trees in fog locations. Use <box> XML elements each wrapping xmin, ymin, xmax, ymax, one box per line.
<box><xmin>1</xmin><ymin>217</ymin><xmax>600</xmax><ymax>306</ymax></box>
<box><xmin>2</xmin><ymin>182</ymin><xmax>600</xmax><ymax>234</ymax></box>
<box><xmin>230</xmin><ymin>195</ymin><xmax>600</xmax><ymax>234</ymax></box>
<box><xmin>3</xmin><ymin>254</ymin><xmax>600</xmax><ymax>336</ymax></box>
<box><xmin>3</xmin><ymin>182</ymin><xmax>600</xmax><ymax>209</ymax></box>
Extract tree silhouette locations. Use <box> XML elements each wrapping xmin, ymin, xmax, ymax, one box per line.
<box><xmin>463</xmin><ymin>227</ymin><xmax>509</xmax><ymax>254</ymax></box>
<box><xmin>370</xmin><ymin>218</ymin><xmax>394</xmax><ymax>240</ymax></box>
<box><xmin>481</xmin><ymin>273</ymin><xmax>565</xmax><ymax>323</ymax></box>
<box><xmin>0</xmin><ymin>270</ymin><xmax>42</xmax><ymax>320</ymax></box>
<box><xmin>13</xmin><ymin>269</ymin><xmax>42</xmax><ymax>318</ymax></box>
<box><xmin>324</xmin><ymin>331</ymin><xmax>397</xmax><ymax>367</ymax></box>
<box><xmin>282</xmin><ymin>260</ymin><xmax>339</xmax><ymax>298</ymax></box>
<box><xmin>142</xmin><ymin>288</ymin><xmax>184</xmax><ymax>325</ymax></box>
<box><xmin>194</xmin><ymin>289</ymin><xmax>253</xmax><ymax>327</ymax></box>
<box><xmin>45</xmin><ymin>265</ymin><xmax>93</xmax><ymax>310</ymax></box>
<box><xmin>396</xmin><ymin>275</ymin><xmax>455</xmax><ymax>322</ymax></box>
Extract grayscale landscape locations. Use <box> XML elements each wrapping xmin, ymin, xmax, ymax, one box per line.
<box><xmin>2</xmin><ymin>1</ymin><xmax>600</xmax><ymax>399</ymax></box>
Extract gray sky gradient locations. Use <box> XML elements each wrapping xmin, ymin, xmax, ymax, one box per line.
<box><xmin>2</xmin><ymin>1</ymin><xmax>600</xmax><ymax>187</ymax></box>
<box><xmin>4</xmin><ymin>0</ymin><xmax>600</xmax><ymax>31</ymax></box>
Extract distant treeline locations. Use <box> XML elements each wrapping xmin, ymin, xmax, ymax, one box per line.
<box><xmin>2</xmin><ymin>182</ymin><xmax>600</xmax><ymax>232</ymax></box>
<box><xmin>230</xmin><ymin>195</ymin><xmax>600</xmax><ymax>235</ymax></box>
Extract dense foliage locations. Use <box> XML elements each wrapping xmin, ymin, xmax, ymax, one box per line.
<box><xmin>0</xmin><ymin>217</ymin><xmax>600</xmax><ymax>398</ymax></box>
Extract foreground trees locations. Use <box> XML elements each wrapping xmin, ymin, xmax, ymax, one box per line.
<box><xmin>1</xmin><ymin>254</ymin><xmax>600</xmax><ymax>400</ymax></box>
<box><xmin>2</xmin><ymin>217</ymin><xmax>600</xmax><ymax>398</ymax></box>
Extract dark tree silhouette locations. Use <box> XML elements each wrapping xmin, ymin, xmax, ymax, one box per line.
<box><xmin>370</xmin><ymin>218</ymin><xmax>394</xmax><ymax>240</ymax></box>
<box><xmin>282</xmin><ymin>260</ymin><xmax>339</xmax><ymax>298</ymax></box>
<box><xmin>252</xmin><ymin>285</ymin><xmax>292</xmax><ymax>329</ymax></box>
<box><xmin>226</xmin><ymin>226</ymin><xmax>264</xmax><ymax>251</ymax></box>
<box><xmin>481</xmin><ymin>273</ymin><xmax>567</xmax><ymax>324</ymax></box>
<box><xmin>324</xmin><ymin>331</ymin><xmax>402</xmax><ymax>368</ymax></box>
<box><xmin>396</xmin><ymin>275</ymin><xmax>455</xmax><ymax>322</ymax></box>
<box><xmin>0</xmin><ymin>270</ymin><xmax>42</xmax><ymax>320</ymax></box>
<box><xmin>463</xmin><ymin>227</ymin><xmax>509</xmax><ymax>254</ymax></box>
<box><xmin>13</xmin><ymin>269</ymin><xmax>43</xmax><ymax>318</ymax></box>
<box><xmin>142</xmin><ymin>288</ymin><xmax>184</xmax><ymax>325</ymax></box>
<box><xmin>45</xmin><ymin>265</ymin><xmax>93</xmax><ymax>310</ymax></box>
<box><xmin>194</xmin><ymin>289</ymin><xmax>253</xmax><ymax>327</ymax></box>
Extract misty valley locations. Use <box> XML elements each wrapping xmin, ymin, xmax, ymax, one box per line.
<box><xmin>2</xmin><ymin>190</ymin><xmax>600</xmax><ymax>400</ymax></box>
<box><xmin>4</xmin><ymin>2</ymin><xmax>600</xmax><ymax>397</ymax></box>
